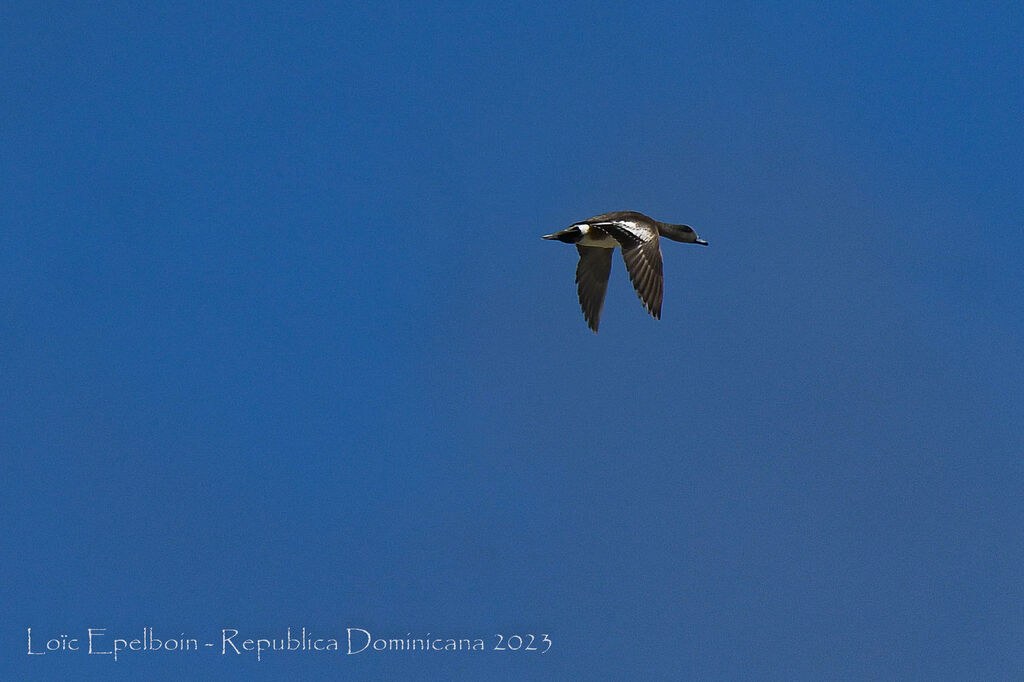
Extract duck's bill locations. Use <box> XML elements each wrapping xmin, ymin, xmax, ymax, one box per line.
<box><xmin>696</xmin><ymin>239</ymin><xmax>708</xmax><ymax>245</ymax></box>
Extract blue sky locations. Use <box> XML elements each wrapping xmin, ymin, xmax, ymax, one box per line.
<box><xmin>2</xmin><ymin>1</ymin><xmax>1022</xmax><ymax>679</ymax></box>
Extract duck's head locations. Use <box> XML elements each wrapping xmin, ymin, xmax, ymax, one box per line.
<box><xmin>661</xmin><ymin>223</ymin><xmax>708</xmax><ymax>245</ymax></box>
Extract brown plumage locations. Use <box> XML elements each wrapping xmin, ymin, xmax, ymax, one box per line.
<box><xmin>543</xmin><ymin>211</ymin><xmax>707</xmax><ymax>332</ymax></box>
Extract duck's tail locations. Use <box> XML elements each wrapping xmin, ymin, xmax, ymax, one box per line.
<box><xmin>541</xmin><ymin>226</ymin><xmax>582</xmax><ymax>244</ymax></box>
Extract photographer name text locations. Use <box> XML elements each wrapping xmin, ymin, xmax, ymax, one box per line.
<box><xmin>26</xmin><ymin>627</ymin><xmax>552</xmax><ymax>661</ymax></box>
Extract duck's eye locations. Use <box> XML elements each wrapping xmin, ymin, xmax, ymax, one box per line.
<box><xmin>681</xmin><ymin>226</ymin><xmax>694</xmax><ymax>233</ymax></box>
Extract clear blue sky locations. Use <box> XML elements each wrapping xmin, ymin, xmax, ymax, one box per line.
<box><xmin>3</xmin><ymin>1</ymin><xmax>1022</xmax><ymax>679</ymax></box>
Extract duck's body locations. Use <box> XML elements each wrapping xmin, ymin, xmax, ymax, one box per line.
<box><xmin>542</xmin><ymin>211</ymin><xmax>707</xmax><ymax>332</ymax></box>
<box><xmin>573</xmin><ymin>222</ymin><xmax>619</xmax><ymax>248</ymax></box>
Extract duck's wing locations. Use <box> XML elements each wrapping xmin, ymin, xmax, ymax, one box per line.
<box><xmin>575</xmin><ymin>245</ymin><xmax>614</xmax><ymax>332</ymax></box>
<box><xmin>589</xmin><ymin>219</ymin><xmax>663</xmax><ymax>320</ymax></box>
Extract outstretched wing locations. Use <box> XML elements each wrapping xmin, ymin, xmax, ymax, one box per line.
<box><xmin>591</xmin><ymin>220</ymin><xmax>663</xmax><ymax>319</ymax></box>
<box><xmin>575</xmin><ymin>245</ymin><xmax>614</xmax><ymax>332</ymax></box>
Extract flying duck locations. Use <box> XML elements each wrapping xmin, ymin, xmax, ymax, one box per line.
<box><xmin>543</xmin><ymin>211</ymin><xmax>707</xmax><ymax>332</ymax></box>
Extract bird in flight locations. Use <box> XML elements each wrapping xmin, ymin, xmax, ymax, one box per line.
<box><xmin>543</xmin><ymin>211</ymin><xmax>707</xmax><ymax>332</ymax></box>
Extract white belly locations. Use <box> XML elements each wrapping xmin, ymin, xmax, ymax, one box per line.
<box><xmin>577</xmin><ymin>224</ymin><xmax>617</xmax><ymax>248</ymax></box>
